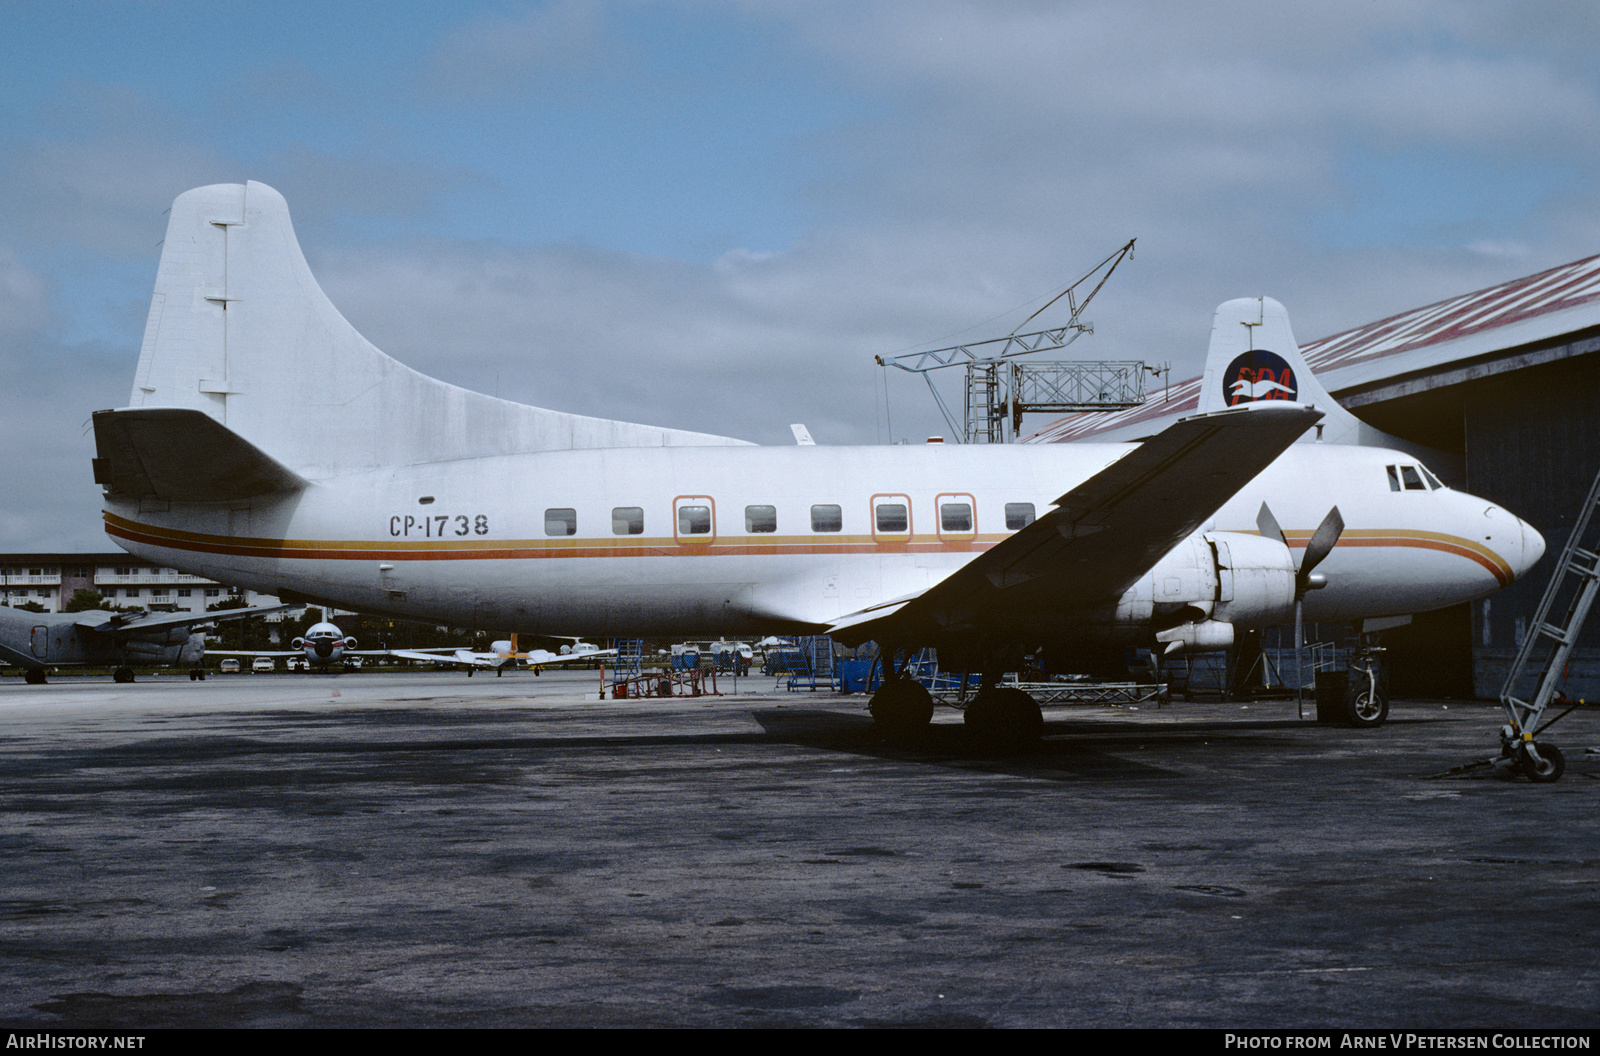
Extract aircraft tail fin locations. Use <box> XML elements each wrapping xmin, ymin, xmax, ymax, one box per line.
<box><xmin>92</xmin><ymin>407</ymin><xmax>306</xmax><ymax>501</ymax></box>
<box><xmin>128</xmin><ymin>182</ymin><xmax>749</xmax><ymax>480</ymax></box>
<box><xmin>1196</xmin><ymin>297</ymin><xmax>1368</xmax><ymax>445</ymax></box>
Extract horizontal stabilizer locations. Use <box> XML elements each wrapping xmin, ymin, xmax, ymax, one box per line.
<box><xmin>92</xmin><ymin>408</ymin><xmax>307</xmax><ymax>502</ymax></box>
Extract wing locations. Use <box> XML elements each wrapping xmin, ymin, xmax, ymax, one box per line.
<box><xmin>828</xmin><ymin>402</ymin><xmax>1321</xmax><ymax>644</ymax></box>
<box><xmin>525</xmin><ymin>649</ymin><xmax>617</xmax><ymax>667</ymax></box>
<box><xmin>387</xmin><ymin>648</ymin><xmax>499</xmax><ymax>667</ymax></box>
<box><xmin>207</xmin><ymin>650</ymin><xmax>302</xmax><ymax>657</ymax></box>
<box><xmin>74</xmin><ymin>603</ymin><xmax>302</xmax><ymax>637</ymax></box>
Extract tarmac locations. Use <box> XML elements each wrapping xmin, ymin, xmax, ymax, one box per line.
<box><xmin>0</xmin><ymin>668</ymin><xmax>1596</xmax><ymax>1029</ymax></box>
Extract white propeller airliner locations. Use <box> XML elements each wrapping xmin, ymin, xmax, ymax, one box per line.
<box><xmin>92</xmin><ymin>182</ymin><xmax>1544</xmax><ymax>740</ymax></box>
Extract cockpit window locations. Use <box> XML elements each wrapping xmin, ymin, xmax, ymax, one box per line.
<box><xmin>1387</xmin><ymin>464</ymin><xmax>1435</xmax><ymax>491</ymax></box>
<box><xmin>1419</xmin><ymin>465</ymin><xmax>1443</xmax><ymax>490</ymax></box>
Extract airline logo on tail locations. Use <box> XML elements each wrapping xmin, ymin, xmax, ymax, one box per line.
<box><xmin>1223</xmin><ymin>350</ymin><xmax>1298</xmax><ymax>406</ymax></box>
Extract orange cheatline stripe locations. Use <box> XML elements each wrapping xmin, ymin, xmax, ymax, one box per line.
<box><xmin>103</xmin><ymin>511</ymin><xmax>1004</xmax><ymax>561</ymax></box>
<box><xmin>1278</xmin><ymin>528</ymin><xmax>1511</xmax><ymax>586</ymax></box>
<box><xmin>106</xmin><ymin>511</ymin><xmax>1512</xmax><ymax>585</ymax></box>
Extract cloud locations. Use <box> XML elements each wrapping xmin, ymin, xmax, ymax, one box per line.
<box><xmin>424</xmin><ymin>0</ymin><xmax>608</xmax><ymax>97</ymax></box>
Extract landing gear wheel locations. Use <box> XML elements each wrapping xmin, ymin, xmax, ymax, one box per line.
<box><xmin>869</xmin><ymin>679</ymin><xmax>934</xmax><ymax>737</ymax></box>
<box><xmin>1520</xmin><ymin>742</ymin><xmax>1565</xmax><ymax>783</ymax></box>
<box><xmin>113</xmin><ymin>667</ymin><xmax>135</xmax><ymax>684</ymax></box>
<box><xmin>1346</xmin><ymin>686</ymin><xmax>1387</xmax><ymax>728</ymax></box>
<box><xmin>964</xmin><ymin>687</ymin><xmax>1044</xmax><ymax>748</ymax></box>
<box><xmin>24</xmin><ymin>669</ymin><xmax>46</xmax><ymax>685</ymax></box>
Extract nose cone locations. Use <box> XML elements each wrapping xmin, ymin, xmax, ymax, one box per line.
<box><xmin>1483</xmin><ymin>503</ymin><xmax>1545</xmax><ymax>583</ymax></box>
<box><xmin>1517</xmin><ymin>517</ymin><xmax>1546</xmax><ymax>580</ymax></box>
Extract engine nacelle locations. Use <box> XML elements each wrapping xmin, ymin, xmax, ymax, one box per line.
<box><xmin>180</xmin><ymin>632</ymin><xmax>206</xmax><ymax>664</ymax></box>
<box><xmin>1112</xmin><ymin>531</ymin><xmax>1297</xmax><ymax>653</ymax></box>
<box><xmin>1207</xmin><ymin>531</ymin><xmax>1297</xmax><ymax>629</ymax></box>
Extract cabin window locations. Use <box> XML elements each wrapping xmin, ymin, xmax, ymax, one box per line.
<box><xmin>745</xmin><ymin>505</ymin><xmax>777</xmax><ymax>533</ymax></box>
<box><xmin>875</xmin><ymin>503</ymin><xmax>908</xmax><ymax>533</ymax></box>
<box><xmin>1005</xmin><ymin>502</ymin><xmax>1036</xmax><ymax>530</ymax></box>
<box><xmin>612</xmin><ymin>507</ymin><xmax>643</xmax><ymax>535</ymax></box>
<box><xmin>544</xmin><ymin>508</ymin><xmax>577</xmax><ymax>536</ymax></box>
<box><xmin>940</xmin><ymin>502</ymin><xmax>973</xmax><ymax>533</ymax></box>
<box><xmin>678</xmin><ymin>505</ymin><xmax>712</xmax><ymax>535</ymax></box>
<box><xmin>811</xmin><ymin>504</ymin><xmax>842</xmax><ymax>532</ymax></box>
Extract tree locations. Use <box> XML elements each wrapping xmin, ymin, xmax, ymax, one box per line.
<box><xmin>65</xmin><ymin>588</ymin><xmax>108</xmax><ymax>612</ymax></box>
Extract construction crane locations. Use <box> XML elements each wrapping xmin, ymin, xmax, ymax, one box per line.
<box><xmin>875</xmin><ymin>239</ymin><xmax>1156</xmax><ymax>443</ymax></box>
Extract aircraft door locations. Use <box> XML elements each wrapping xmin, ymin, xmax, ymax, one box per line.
<box><xmin>30</xmin><ymin>625</ymin><xmax>48</xmax><ymax>660</ymax></box>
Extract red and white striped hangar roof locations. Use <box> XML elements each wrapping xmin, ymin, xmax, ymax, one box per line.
<box><xmin>1024</xmin><ymin>251</ymin><xmax>1600</xmax><ymax>444</ymax></box>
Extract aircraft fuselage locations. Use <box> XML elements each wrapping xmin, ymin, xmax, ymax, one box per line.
<box><xmin>102</xmin><ymin>440</ymin><xmax>1539</xmax><ymax>644</ymax></box>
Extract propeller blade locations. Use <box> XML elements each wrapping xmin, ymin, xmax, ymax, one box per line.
<box><xmin>1256</xmin><ymin>502</ymin><xmax>1286</xmax><ymax>547</ymax></box>
<box><xmin>1301</xmin><ymin>506</ymin><xmax>1345</xmax><ymax>577</ymax></box>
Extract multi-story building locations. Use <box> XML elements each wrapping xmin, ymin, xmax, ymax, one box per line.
<box><xmin>0</xmin><ymin>553</ymin><xmax>284</xmax><ymax>615</ymax></box>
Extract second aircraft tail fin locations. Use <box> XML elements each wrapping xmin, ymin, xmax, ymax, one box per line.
<box><xmin>1196</xmin><ymin>297</ymin><xmax>1367</xmax><ymax>446</ymax></box>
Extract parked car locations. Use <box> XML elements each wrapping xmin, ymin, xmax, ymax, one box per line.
<box><xmin>287</xmin><ymin>655</ymin><xmax>308</xmax><ymax>672</ymax></box>
<box><xmin>219</xmin><ymin>659</ymin><xmax>241</xmax><ymax>674</ymax></box>
<box><xmin>252</xmin><ymin>656</ymin><xmax>276</xmax><ymax>673</ymax></box>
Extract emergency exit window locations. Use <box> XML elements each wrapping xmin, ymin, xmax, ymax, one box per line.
<box><xmin>679</xmin><ymin>506</ymin><xmax>711</xmax><ymax>535</ymax></box>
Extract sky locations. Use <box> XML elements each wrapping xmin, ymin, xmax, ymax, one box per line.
<box><xmin>4</xmin><ymin>0</ymin><xmax>1600</xmax><ymax>552</ymax></box>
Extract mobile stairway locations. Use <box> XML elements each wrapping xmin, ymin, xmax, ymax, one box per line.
<box><xmin>1437</xmin><ymin>463</ymin><xmax>1600</xmax><ymax>782</ymax></box>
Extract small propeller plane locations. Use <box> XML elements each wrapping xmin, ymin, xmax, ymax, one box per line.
<box><xmin>91</xmin><ymin>182</ymin><xmax>1544</xmax><ymax>740</ymax></box>
<box><xmin>1</xmin><ymin>602</ymin><xmax>299</xmax><ymax>682</ymax></box>
<box><xmin>388</xmin><ymin>634</ymin><xmax>618</xmax><ymax>676</ymax></box>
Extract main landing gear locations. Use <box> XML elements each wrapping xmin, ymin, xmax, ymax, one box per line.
<box><xmin>113</xmin><ymin>666</ymin><xmax>136</xmax><ymax>683</ymax></box>
<box><xmin>865</xmin><ymin>651</ymin><xmax>1046</xmax><ymax>749</ymax></box>
<box><xmin>24</xmin><ymin>668</ymin><xmax>47</xmax><ymax>685</ymax></box>
<box><xmin>868</xmin><ymin>678</ymin><xmax>933</xmax><ymax>736</ymax></box>
<box><xmin>963</xmin><ymin>685</ymin><xmax>1044</xmax><ymax>747</ymax></box>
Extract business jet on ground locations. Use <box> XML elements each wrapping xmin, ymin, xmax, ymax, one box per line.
<box><xmin>1</xmin><ymin>602</ymin><xmax>298</xmax><ymax>682</ymax></box>
<box><xmin>91</xmin><ymin>182</ymin><xmax>1543</xmax><ymax>742</ymax></box>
